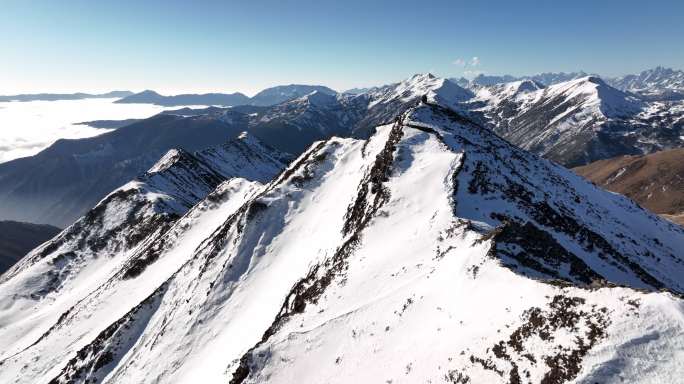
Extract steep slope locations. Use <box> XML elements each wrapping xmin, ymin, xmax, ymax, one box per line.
<box><xmin>0</xmin><ymin>134</ymin><xmax>287</xmax><ymax>361</ymax></box>
<box><xmin>1</xmin><ymin>101</ymin><xmax>682</xmax><ymax>383</ymax></box>
<box><xmin>0</xmin><ymin>221</ymin><xmax>60</xmax><ymax>274</ymax></box>
<box><xmin>574</xmin><ymin>148</ymin><xmax>684</xmax><ymax>225</ymax></box>
<box><xmin>249</xmin><ymin>84</ymin><xmax>338</xmax><ymax>106</ymax></box>
<box><xmin>0</xmin><ymin>112</ymin><xmax>247</xmax><ymax>227</ymax></box>
<box><xmin>115</xmin><ymin>90</ymin><xmax>251</xmax><ymax>107</ymax></box>
<box><xmin>472</xmin><ymin>76</ymin><xmax>684</xmax><ymax>167</ymax></box>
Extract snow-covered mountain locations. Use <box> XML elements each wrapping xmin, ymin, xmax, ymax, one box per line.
<box><xmin>351</xmin><ymin>73</ymin><xmax>473</xmax><ymax>137</ymax></box>
<box><xmin>246</xmin><ymin>91</ymin><xmax>368</xmax><ymax>153</ymax></box>
<box><xmin>606</xmin><ymin>66</ymin><xmax>684</xmax><ymax>100</ymax></box>
<box><xmin>0</xmin><ymin>133</ymin><xmax>287</xmax><ymax>370</ymax></box>
<box><xmin>471</xmin><ymin>76</ymin><xmax>684</xmax><ymax>166</ymax></box>
<box><xmin>455</xmin><ymin>67</ymin><xmax>684</xmax><ymax>102</ymax></box>
<box><xmin>1</xmin><ymin>98</ymin><xmax>682</xmax><ymax>383</ymax></box>
<box><xmin>3</xmin><ymin>72</ymin><xmax>681</xmax><ymax>232</ymax></box>
<box><xmin>249</xmin><ymin>85</ymin><xmax>338</xmax><ymax>106</ymax></box>
<box><xmin>453</xmin><ymin>71</ymin><xmax>593</xmax><ymax>89</ymax></box>
<box><xmin>232</xmin><ymin>74</ymin><xmax>473</xmax><ymax>152</ymax></box>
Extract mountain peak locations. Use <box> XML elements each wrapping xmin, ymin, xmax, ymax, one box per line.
<box><xmin>545</xmin><ymin>76</ymin><xmax>643</xmax><ymax>118</ymax></box>
<box><xmin>584</xmin><ymin>75</ymin><xmax>606</xmax><ymax>85</ymax></box>
<box><xmin>147</xmin><ymin>148</ymin><xmax>193</xmax><ymax>174</ymax></box>
<box><xmin>138</xmin><ymin>89</ymin><xmax>162</xmax><ymax>96</ymax></box>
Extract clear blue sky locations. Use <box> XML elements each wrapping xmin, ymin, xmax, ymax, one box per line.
<box><xmin>1</xmin><ymin>0</ymin><xmax>682</xmax><ymax>95</ymax></box>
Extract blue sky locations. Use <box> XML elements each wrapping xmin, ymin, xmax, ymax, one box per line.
<box><xmin>1</xmin><ymin>0</ymin><xmax>682</xmax><ymax>95</ymax></box>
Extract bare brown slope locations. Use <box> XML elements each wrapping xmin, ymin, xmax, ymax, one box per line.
<box><xmin>574</xmin><ymin>148</ymin><xmax>684</xmax><ymax>224</ymax></box>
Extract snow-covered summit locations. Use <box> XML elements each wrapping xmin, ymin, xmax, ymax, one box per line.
<box><xmin>474</xmin><ymin>79</ymin><xmax>545</xmax><ymax>106</ymax></box>
<box><xmin>296</xmin><ymin>90</ymin><xmax>340</xmax><ymax>108</ymax></box>
<box><xmin>543</xmin><ymin>75</ymin><xmax>644</xmax><ymax>118</ymax></box>
<box><xmin>369</xmin><ymin>73</ymin><xmax>473</xmax><ymax>108</ymax></box>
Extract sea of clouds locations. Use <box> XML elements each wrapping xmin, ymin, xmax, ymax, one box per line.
<box><xmin>0</xmin><ymin>99</ymin><xmax>174</xmax><ymax>163</ymax></box>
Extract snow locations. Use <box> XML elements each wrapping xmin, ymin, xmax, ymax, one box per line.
<box><xmin>542</xmin><ymin>76</ymin><xmax>643</xmax><ymax>119</ymax></box>
<box><xmin>368</xmin><ymin>73</ymin><xmax>472</xmax><ymax>109</ymax></box>
<box><xmin>0</xmin><ymin>78</ymin><xmax>683</xmax><ymax>384</ymax></box>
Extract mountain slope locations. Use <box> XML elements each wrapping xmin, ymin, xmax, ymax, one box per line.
<box><xmin>0</xmin><ymin>134</ymin><xmax>287</xmax><ymax>362</ymax></box>
<box><xmin>250</xmin><ymin>84</ymin><xmax>338</xmax><ymax>106</ymax></box>
<box><xmin>574</xmin><ymin>148</ymin><xmax>684</xmax><ymax>225</ymax></box>
<box><xmin>471</xmin><ymin>76</ymin><xmax>684</xmax><ymax>166</ymax></box>
<box><xmin>0</xmin><ymin>112</ymin><xmax>248</xmax><ymax>227</ymax></box>
<box><xmin>248</xmin><ymin>91</ymin><xmax>368</xmax><ymax>153</ymax></box>
<box><xmin>0</xmin><ymin>221</ymin><xmax>60</xmax><ymax>274</ymax></box>
<box><xmin>352</xmin><ymin>73</ymin><xmax>473</xmax><ymax>138</ymax></box>
<box><xmin>1</xmin><ymin>100</ymin><xmax>682</xmax><ymax>383</ymax></box>
<box><xmin>228</xmin><ymin>74</ymin><xmax>472</xmax><ymax>154</ymax></box>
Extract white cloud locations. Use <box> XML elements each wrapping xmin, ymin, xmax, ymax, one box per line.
<box><xmin>463</xmin><ymin>70</ymin><xmax>484</xmax><ymax>79</ymax></box>
<box><xmin>452</xmin><ymin>58</ymin><xmax>466</xmax><ymax>66</ymax></box>
<box><xmin>470</xmin><ymin>56</ymin><xmax>481</xmax><ymax>67</ymax></box>
<box><xmin>0</xmin><ymin>99</ymin><xmax>169</xmax><ymax>163</ymax></box>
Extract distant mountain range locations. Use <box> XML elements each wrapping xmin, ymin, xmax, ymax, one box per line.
<box><xmin>467</xmin><ymin>75</ymin><xmax>684</xmax><ymax>167</ymax></box>
<box><xmin>115</xmin><ymin>85</ymin><xmax>338</xmax><ymax>107</ymax></box>
<box><xmin>454</xmin><ymin>67</ymin><xmax>684</xmax><ymax>101</ymax></box>
<box><xmin>0</xmin><ymin>221</ymin><xmax>60</xmax><ymax>274</ymax></box>
<box><xmin>249</xmin><ymin>84</ymin><xmax>337</xmax><ymax>106</ymax></box>
<box><xmin>2</xmin><ymin>69</ymin><xmax>683</xmax><ymax>227</ymax></box>
<box><xmin>0</xmin><ymin>91</ymin><xmax>133</xmax><ymax>102</ymax></box>
<box><xmin>113</xmin><ymin>90</ymin><xmax>251</xmax><ymax>107</ymax></box>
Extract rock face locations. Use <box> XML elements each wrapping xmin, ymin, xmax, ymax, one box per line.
<box><xmin>574</xmin><ymin>148</ymin><xmax>684</xmax><ymax>225</ymax></box>
<box><xmin>0</xmin><ymin>221</ymin><xmax>60</xmax><ymax>274</ymax></box>
<box><xmin>1</xmin><ymin>99</ymin><xmax>682</xmax><ymax>384</ymax></box>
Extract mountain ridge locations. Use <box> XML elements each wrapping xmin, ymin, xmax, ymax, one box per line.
<box><xmin>1</xmin><ymin>98</ymin><xmax>682</xmax><ymax>383</ymax></box>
